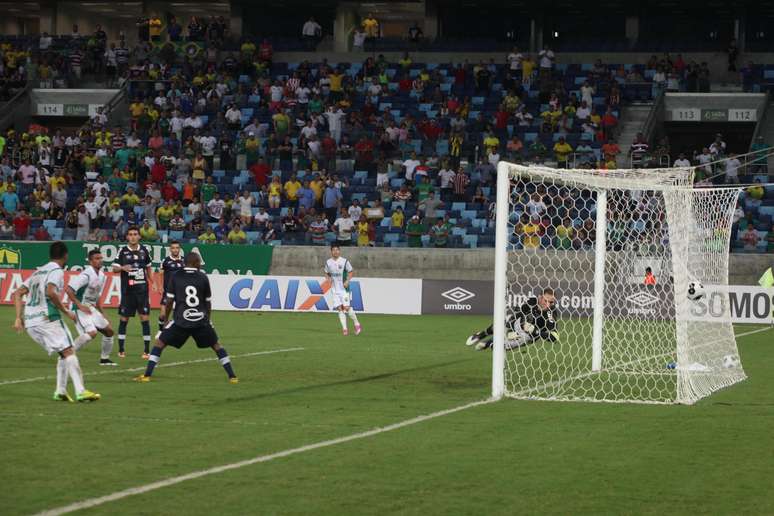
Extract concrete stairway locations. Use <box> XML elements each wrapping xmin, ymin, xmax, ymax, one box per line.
<box><xmin>616</xmin><ymin>104</ymin><xmax>653</xmax><ymax>168</ymax></box>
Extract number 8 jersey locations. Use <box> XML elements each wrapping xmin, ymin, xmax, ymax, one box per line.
<box><xmin>167</xmin><ymin>267</ymin><xmax>212</xmax><ymax>328</ymax></box>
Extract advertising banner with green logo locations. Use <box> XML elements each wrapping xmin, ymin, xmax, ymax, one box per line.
<box><xmin>0</xmin><ymin>241</ymin><xmax>273</xmax><ymax>275</ymax></box>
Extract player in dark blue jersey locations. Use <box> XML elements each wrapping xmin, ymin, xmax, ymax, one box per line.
<box><xmin>112</xmin><ymin>226</ymin><xmax>158</xmax><ymax>359</ymax></box>
<box><xmin>158</xmin><ymin>241</ymin><xmax>184</xmax><ymax>332</ymax></box>
<box><xmin>135</xmin><ymin>251</ymin><xmax>237</xmax><ymax>384</ymax></box>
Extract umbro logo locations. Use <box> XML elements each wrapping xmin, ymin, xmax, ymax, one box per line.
<box><xmin>441</xmin><ymin>287</ymin><xmax>476</xmax><ymax>303</ymax></box>
<box><xmin>626</xmin><ymin>291</ymin><xmax>659</xmax><ymax>308</ymax></box>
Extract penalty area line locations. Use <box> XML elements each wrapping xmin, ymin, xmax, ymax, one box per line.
<box><xmin>0</xmin><ymin>347</ymin><xmax>305</xmax><ymax>387</ymax></box>
<box><xmin>33</xmin><ymin>398</ymin><xmax>495</xmax><ymax>516</ymax></box>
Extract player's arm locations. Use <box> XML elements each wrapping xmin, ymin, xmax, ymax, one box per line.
<box><xmin>162</xmin><ymin>274</ymin><xmax>175</xmax><ymax>322</ymax></box>
<box><xmin>143</xmin><ymin>248</ymin><xmax>158</xmax><ymax>292</ymax></box>
<box><xmin>65</xmin><ymin>286</ymin><xmax>92</xmax><ymax>315</ymax></box>
<box><xmin>343</xmin><ymin>260</ymin><xmax>354</xmax><ymax>290</ymax></box>
<box><xmin>65</xmin><ymin>274</ymin><xmax>92</xmax><ymax>314</ymax></box>
<box><xmin>47</xmin><ymin>282</ymin><xmax>75</xmax><ymax>322</ymax></box>
<box><xmin>147</xmin><ymin>265</ymin><xmax>158</xmax><ymax>292</ymax></box>
<box><xmin>323</xmin><ymin>262</ymin><xmax>331</xmax><ymax>281</ymax></box>
<box><xmin>518</xmin><ymin>301</ymin><xmax>538</xmax><ymax>335</ymax></box>
<box><xmin>12</xmin><ymin>285</ymin><xmax>28</xmax><ymax>332</ymax></box>
<box><xmin>538</xmin><ymin>308</ymin><xmax>559</xmax><ymax>341</ymax></box>
<box><xmin>203</xmin><ymin>276</ymin><xmax>213</xmax><ymax>322</ymax></box>
<box><xmin>112</xmin><ymin>250</ymin><xmax>132</xmax><ymax>273</ymax></box>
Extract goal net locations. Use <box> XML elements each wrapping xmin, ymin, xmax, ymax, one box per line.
<box><xmin>491</xmin><ymin>162</ymin><xmax>747</xmax><ymax>404</ymax></box>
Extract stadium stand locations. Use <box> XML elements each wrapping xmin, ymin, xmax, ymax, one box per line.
<box><xmin>0</xmin><ymin>14</ymin><xmax>772</xmax><ymax>252</ymax></box>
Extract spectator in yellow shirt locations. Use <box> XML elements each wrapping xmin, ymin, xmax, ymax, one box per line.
<box><xmin>483</xmin><ymin>132</ymin><xmax>500</xmax><ymax>154</ymax></box>
<box><xmin>518</xmin><ymin>215</ymin><xmax>542</xmax><ymax>249</ymax></box>
<box><xmin>521</xmin><ymin>55</ymin><xmax>536</xmax><ymax>85</ymax></box>
<box><xmin>139</xmin><ymin>220</ymin><xmax>159</xmax><ymax>241</ymax></box>
<box><xmin>227</xmin><ymin>223</ymin><xmax>247</xmax><ymax>244</ymax></box>
<box><xmin>268</xmin><ymin>175</ymin><xmax>282</xmax><ymax>209</ymax></box>
<box><xmin>362</xmin><ymin>14</ymin><xmax>379</xmax><ymax>51</ymax></box>
<box><xmin>309</xmin><ymin>176</ymin><xmax>324</xmax><ymax>202</ymax></box>
<box><xmin>129</xmin><ymin>101</ymin><xmax>145</xmax><ymax>119</ymax></box>
<box><xmin>553</xmin><ymin>137</ymin><xmax>574</xmax><ymax>168</ymax></box>
<box><xmin>198</xmin><ymin>226</ymin><xmax>217</xmax><ymax>243</ymax></box>
<box><xmin>362</xmin><ymin>15</ymin><xmax>379</xmax><ymax>37</ymax></box>
<box><xmin>391</xmin><ymin>206</ymin><xmax>405</xmax><ymax>228</ymax></box>
<box><xmin>149</xmin><ymin>15</ymin><xmax>163</xmax><ymax>42</ymax></box>
<box><xmin>121</xmin><ymin>188</ymin><xmax>141</xmax><ymax>207</ymax></box>
<box><xmin>241</xmin><ymin>40</ymin><xmax>256</xmax><ymax>57</ymax></box>
<box><xmin>283</xmin><ymin>174</ymin><xmax>302</xmax><ymax>209</ymax></box>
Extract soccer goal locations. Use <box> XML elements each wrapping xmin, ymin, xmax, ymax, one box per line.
<box><xmin>491</xmin><ymin>162</ymin><xmax>747</xmax><ymax>404</ymax></box>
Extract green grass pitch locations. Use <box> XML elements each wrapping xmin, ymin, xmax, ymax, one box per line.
<box><xmin>1</xmin><ymin>308</ymin><xmax>773</xmax><ymax>515</ymax></box>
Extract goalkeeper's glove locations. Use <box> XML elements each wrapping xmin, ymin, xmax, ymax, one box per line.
<box><xmin>548</xmin><ymin>331</ymin><xmax>559</xmax><ymax>342</ymax></box>
<box><xmin>522</xmin><ymin>321</ymin><xmax>536</xmax><ymax>335</ymax></box>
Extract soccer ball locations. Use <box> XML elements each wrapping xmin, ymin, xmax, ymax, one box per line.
<box><xmin>687</xmin><ymin>281</ymin><xmax>705</xmax><ymax>301</ymax></box>
<box><xmin>722</xmin><ymin>355</ymin><xmax>740</xmax><ymax>369</ymax></box>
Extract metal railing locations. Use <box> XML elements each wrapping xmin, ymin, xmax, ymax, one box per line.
<box><xmin>75</xmin><ymin>80</ymin><xmax>130</xmax><ymax>150</ymax></box>
<box><xmin>0</xmin><ymin>82</ymin><xmax>33</xmax><ymax>132</ymax></box>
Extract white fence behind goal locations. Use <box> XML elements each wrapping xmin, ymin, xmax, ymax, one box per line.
<box><xmin>491</xmin><ymin>162</ymin><xmax>746</xmax><ymax>404</ymax></box>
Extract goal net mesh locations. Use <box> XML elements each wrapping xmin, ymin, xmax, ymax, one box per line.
<box><xmin>498</xmin><ymin>163</ymin><xmax>746</xmax><ymax>404</ymax></box>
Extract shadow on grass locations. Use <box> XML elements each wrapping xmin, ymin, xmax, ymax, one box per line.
<box><xmin>221</xmin><ymin>358</ymin><xmax>478</xmax><ymax>403</ymax></box>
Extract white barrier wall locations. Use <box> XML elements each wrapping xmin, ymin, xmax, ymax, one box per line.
<box><xmin>209</xmin><ymin>275</ymin><xmax>423</xmax><ymax>315</ymax></box>
<box><xmin>688</xmin><ymin>286</ymin><xmax>774</xmax><ymax>324</ymax></box>
<box><xmin>202</xmin><ymin>274</ymin><xmax>773</xmax><ymax>323</ymax></box>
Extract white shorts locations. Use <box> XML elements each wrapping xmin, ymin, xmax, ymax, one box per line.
<box><xmin>75</xmin><ymin>307</ymin><xmax>110</xmax><ymax>334</ymax></box>
<box><xmin>27</xmin><ymin>320</ymin><xmax>74</xmax><ymax>356</ymax></box>
<box><xmin>331</xmin><ymin>290</ymin><xmax>351</xmax><ymax>309</ymax></box>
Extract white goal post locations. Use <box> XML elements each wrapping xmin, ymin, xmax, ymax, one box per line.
<box><xmin>492</xmin><ymin>161</ymin><xmax>747</xmax><ymax>404</ymax></box>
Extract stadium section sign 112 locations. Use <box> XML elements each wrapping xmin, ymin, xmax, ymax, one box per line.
<box><xmin>0</xmin><ymin>242</ymin><xmax>273</xmax><ymax>275</ymax></box>
<box><xmin>210</xmin><ymin>275</ymin><xmax>422</xmax><ymax>315</ymax></box>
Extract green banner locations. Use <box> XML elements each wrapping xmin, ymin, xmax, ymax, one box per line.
<box><xmin>0</xmin><ymin>241</ymin><xmax>273</xmax><ymax>275</ymax></box>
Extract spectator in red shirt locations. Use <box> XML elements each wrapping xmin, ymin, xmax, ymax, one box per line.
<box><xmin>259</xmin><ymin>38</ymin><xmax>273</xmax><ymax>64</ymax></box>
<box><xmin>454</xmin><ymin>64</ymin><xmax>466</xmax><ymax>85</ymax></box>
<box><xmin>161</xmin><ymin>180</ymin><xmax>179</xmax><ymax>202</ymax></box>
<box><xmin>494</xmin><ymin>105</ymin><xmax>509</xmax><ymax>131</ymax></box>
<box><xmin>151</xmin><ymin>160</ymin><xmax>167</xmax><ymax>184</ymax></box>
<box><xmin>453</xmin><ymin>167</ymin><xmax>471</xmax><ymax>202</ymax></box>
<box><xmin>421</xmin><ymin>118</ymin><xmax>443</xmax><ymax>141</ymax></box>
<box><xmin>148</xmin><ymin>130</ymin><xmax>164</xmax><ymax>151</ymax></box>
<box><xmin>354</xmin><ymin>137</ymin><xmax>374</xmax><ymax>171</ymax></box>
<box><xmin>34</xmin><ymin>225</ymin><xmax>50</xmax><ymax>241</ymax></box>
<box><xmin>600</xmin><ymin>139</ymin><xmax>620</xmax><ymax>162</ymax></box>
<box><xmin>321</xmin><ymin>133</ymin><xmax>337</xmax><ymax>170</ymax></box>
<box><xmin>13</xmin><ymin>209</ymin><xmax>31</xmax><ymax>239</ymax></box>
<box><xmin>250</xmin><ymin>157</ymin><xmax>271</xmax><ymax>186</ymax></box>
<box><xmin>601</xmin><ymin>108</ymin><xmax>619</xmax><ymax>139</ymax></box>
<box><xmin>398</xmin><ymin>74</ymin><xmax>412</xmax><ymax>93</ymax></box>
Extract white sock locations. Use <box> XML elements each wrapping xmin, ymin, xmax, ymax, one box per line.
<box><xmin>56</xmin><ymin>357</ymin><xmax>68</xmax><ymax>395</ymax></box>
<box><xmin>64</xmin><ymin>354</ymin><xmax>85</xmax><ymax>395</ymax></box>
<box><xmin>101</xmin><ymin>336</ymin><xmax>114</xmax><ymax>359</ymax></box>
<box><xmin>338</xmin><ymin>311</ymin><xmax>347</xmax><ymax>331</ymax></box>
<box><xmin>347</xmin><ymin>307</ymin><xmax>360</xmax><ymax>325</ymax></box>
<box><xmin>73</xmin><ymin>333</ymin><xmax>92</xmax><ymax>351</ymax></box>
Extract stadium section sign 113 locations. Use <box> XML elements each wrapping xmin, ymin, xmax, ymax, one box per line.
<box><xmin>0</xmin><ymin>242</ymin><xmax>273</xmax><ymax>275</ymax></box>
<box><xmin>210</xmin><ymin>275</ymin><xmax>422</xmax><ymax>315</ymax></box>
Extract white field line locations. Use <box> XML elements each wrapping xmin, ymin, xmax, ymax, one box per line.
<box><xmin>510</xmin><ymin>327</ymin><xmax>771</xmax><ymax>398</ymax></box>
<box><xmin>0</xmin><ymin>348</ymin><xmax>305</xmax><ymax>386</ymax></box>
<box><xmin>32</xmin><ymin>398</ymin><xmax>495</xmax><ymax>516</ymax></box>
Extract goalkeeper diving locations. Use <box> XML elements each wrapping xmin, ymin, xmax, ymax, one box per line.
<box><xmin>466</xmin><ymin>288</ymin><xmax>558</xmax><ymax>351</ymax></box>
